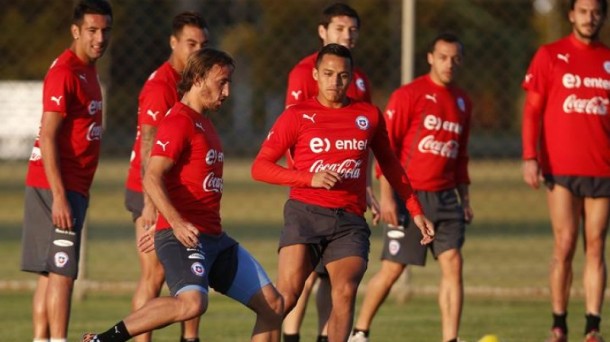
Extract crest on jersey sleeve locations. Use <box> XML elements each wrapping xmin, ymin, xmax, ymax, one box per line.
<box><xmin>355</xmin><ymin>115</ymin><xmax>369</xmax><ymax>130</ymax></box>
<box><xmin>457</xmin><ymin>97</ymin><xmax>466</xmax><ymax>112</ymax></box>
<box><xmin>356</xmin><ymin>78</ymin><xmax>366</xmax><ymax>92</ymax></box>
<box><xmin>604</xmin><ymin>61</ymin><xmax>610</xmax><ymax>74</ymax></box>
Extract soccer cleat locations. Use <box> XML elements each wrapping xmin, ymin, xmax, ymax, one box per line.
<box><xmin>348</xmin><ymin>331</ymin><xmax>369</xmax><ymax>342</ymax></box>
<box><xmin>546</xmin><ymin>328</ymin><xmax>567</xmax><ymax>342</ymax></box>
<box><xmin>584</xmin><ymin>330</ymin><xmax>605</xmax><ymax>342</ymax></box>
<box><xmin>82</xmin><ymin>333</ymin><xmax>101</xmax><ymax>342</ymax></box>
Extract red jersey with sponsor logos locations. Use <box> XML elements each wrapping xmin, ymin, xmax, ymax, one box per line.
<box><xmin>126</xmin><ymin>62</ymin><xmax>181</xmax><ymax>191</ymax></box>
<box><xmin>522</xmin><ymin>34</ymin><xmax>610</xmax><ymax>176</ymax></box>
<box><xmin>252</xmin><ymin>98</ymin><xmax>423</xmax><ymax>217</ymax></box>
<box><xmin>151</xmin><ymin>102</ymin><xmax>223</xmax><ymax>235</ymax></box>
<box><xmin>26</xmin><ymin>49</ymin><xmax>103</xmax><ymax>197</ymax></box>
<box><xmin>285</xmin><ymin>52</ymin><xmax>371</xmax><ymax>107</ymax></box>
<box><xmin>378</xmin><ymin>75</ymin><xmax>471</xmax><ymax>191</ymax></box>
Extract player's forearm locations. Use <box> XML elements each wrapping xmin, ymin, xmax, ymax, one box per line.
<box><xmin>140</xmin><ymin>125</ymin><xmax>158</xmax><ymax>178</ymax></box>
<box><xmin>143</xmin><ymin>173</ymin><xmax>180</xmax><ymax>225</ymax></box>
<box><xmin>251</xmin><ymin>157</ymin><xmax>312</xmax><ymax>187</ymax></box>
<box><xmin>40</xmin><ymin>134</ymin><xmax>66</xmax><ymax>198</ymax></box>
<box><xmin>456</xmin><ymin>183</ymin><xmax>470</xmax><ymax>206</ymax></box>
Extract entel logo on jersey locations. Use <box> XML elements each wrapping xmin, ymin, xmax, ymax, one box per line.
<box><xmin>205</xmin><ymin>149</ymin><xmax>224</xmax><ymax>165</ymax></box>
<box><xmin>88</xmin><ymin>100</ymin><xmax>103</xmax><ymax>115</ymax></box>
<box><xmin>423</xmin><ymin>114</ymin><xmax>462</xmax><ymax>134</ymax></box>
<box><xmin>355</xmin><ymin>116</ymin><xmax>369</xmax><ymax>130</ymax></box>
<box><xmin>562</xmin><ymin>73</ymin><xmax>610</xmax><ymax>90</ymax></box>
<box><xmin>309</xmin><ymin>137</ymin><xmax>368</xmax><ymax>153</ymax></box>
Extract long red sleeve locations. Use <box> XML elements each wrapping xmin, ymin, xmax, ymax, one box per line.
<box><xmin>521</xmin><ymin>91</ymin><xmax>544</xmax><ymax>160</ymax></box>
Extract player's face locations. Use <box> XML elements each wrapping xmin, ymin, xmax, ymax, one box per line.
<box><xmin>198</xmin><ymin>64</ymin><xmax>233</xmax><ymax>111</ymax></box>
<box><xmin>171</xmin><ymin>25</ymin><xmax>209</xmax><ymax>72</ymax></box>
<box><xmin>71</xmin><ymin>14</ymin><xmax>112</xmax><ymax>64</ymax></box>
<box><xmin>313</xmin><ymin>53</ymin><xmax>352</xmax><ymax>107</ymax></box>
<box><xmin>319</xmin><ymin>16</ymin><xmax>359</xmax><ymax>49</ymax></box>
<box><xmin>569</xmin><ymin>0</ymin><xmax>606</xmax><ymax>41</ymax></box>
<box><xmin>427</xmin><ymin>40</ymin><xmax>462</xmax><ymax>86</ymax></box>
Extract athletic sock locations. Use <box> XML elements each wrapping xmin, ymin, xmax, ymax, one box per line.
<box><xmin>352</xmin><ymin>328</ymin><xmax>369</xmax><ymax>337</ymax></box>
<box><xmin>50</xmin><ymin>339</ymin><xmax>67</xmax><ymax>342</ymax></box>
<box><xmin>446</xmin><ymin>339</ymin><xmax>458</xmax><ymax>342</ymax></box>
<box><xmin>180</xmin><ymin>338</ymin><xmax>200</xmax><ymax>342</ymax></box>
<box><xmin>316</xmin><ymin>335</ymin><xmax>328</xmax><ymax>342</ymax></box>
<box><xmin>33</xmin><ymin>339</ymin><xmax>49</xmax><ymax>342</ymax></box>
<box><xmin>552</xmin><ymin>312</ymin><xmax>568</xmax><ymax>335</ymax></box>
<box><xmin>96</xmin><ymin>321</ymin><xmax>131</xmax><ymax>342</ymax></box>
<box><xmin>585</xmin><ymin>313</ymin><xmax>601</xmax><ymax>335</ymax></box>
<box><xmin>283</xmin><ymin>333</ymin><xmax>300</xmax><ymax>342</ymax></box>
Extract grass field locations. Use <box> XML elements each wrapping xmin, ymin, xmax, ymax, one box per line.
<box><xmin>0</xmin><ymin>158</ymin><xmax>606</xmax><ymax>341</ymax></box>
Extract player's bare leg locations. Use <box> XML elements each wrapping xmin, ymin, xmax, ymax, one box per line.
<box><xmin>353</xmin><ymin>260</ymin><xmax>405</xmax><ymax>331</ymax></box>
<box><xmin>315</xmin><ymin>276</ymin><xmax>331</xmax><ymax>337</ymax></box>
<box><xmin>247</xmin><ymin>284</ymin><xmax>283</xmax><ymax>342</ymax></box>
<box><xmin>438</xmin><ymin>248</ymin><xmax>463</xmax><ymax>342</ymax></box>
<box><xmin>325</xmin><ymin>256</ymin><xmax>367</xmax><ymax>342</ymax></box>
<box><xmin>276</xmin><ymin>244</ymin><xmax>316</xmax><ymax>315</ymax></box>
<box><xmin>283</xmin><ymin>272</ymin><xmax>317</xmax><ymax>338</ymax></box>
<box><xmin>582</xmin><ymin>197</ymin><xmax>609</xmax><ymax>318</ymax></box>
<box><xmin>47</xmin><ymin>272</ymin><xmax>74</xmax><ymax>339</ymax></box>
<box><xmin>33</xmin><ymin>275</ymin><xmax>50</xmax><ymax>340</ymax></box>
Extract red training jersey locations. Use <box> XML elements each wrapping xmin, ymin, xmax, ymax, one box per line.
<box><xmin>285</xmin><ymin>52</ymin><xmax>372</xmax><ymax>108</ymax></box>
<box><xmin>378</xmin><ymin>75</ymin><xmax>472</xmax><ymax>191</ymax></box>
<box><xmin>522</xmin><ymin>34</ymin><xmax>610</xmax><ymax>177</ymax></box>
<box><xmin>126</xmin><ymin>62</ymin><xmax>181</xmax><ymax>191</ymax></box>
<box><xmin>26</xmin><ymin>49</ymin><xmax>104</xmax><ymax>197</ymax></box>
<box><xmin>252</xmin><ymin>98</ymin><xmax>423</xmax><ymax>217</ymax></box>
<box><xmin>151</xmin><ymin>102</ymin><xmax>223</xmax><ymax>235</ymax></box>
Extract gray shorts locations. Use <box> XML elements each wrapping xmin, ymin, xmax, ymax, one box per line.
<box><xmin>124</xmin><ymin>189</ymin><xmax>143</xmax><ymax>222</ymax></box>
<box><xmin>544</xmin><ymin>175</ymin><xmax>610</xmax><ymax>198</ymax></box>
<box><xmin>155</xmin><ymin>229</ymin><xmax>272</xmax><ymax>305</ymax></box>
<box><xmin>281</xmin><ymin>199</ymin><xmax>371</xmax><ymax>268</ymax></box>
<box><xmin>381</xmin><ymin>189</ymin><xmax>465</xmax><ymax>266</ymax></box>
<box><xmin>21</xmin><ymin>187</ymin><xmax>89</xmax><ymax>278</ymax></box>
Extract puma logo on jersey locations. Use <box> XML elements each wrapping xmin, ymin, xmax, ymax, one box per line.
<box><xmin>302</xmin><ymin>113</ymin><xmax>316</xmax><ymax>123</ymax></box>
<box><xmin>267</xmin><ymin>131</ymin><xmax>274</xmax><ymax>140</ymax></box>
<box><xmin>557</xmin><ymin>53</ymin><xmax>570</xmax><ymax>63</ymax></box>
<box><xmin>386</xmin><ymin>109</ymin><xmax>395</xmax><ymax>119</ymax></box>
<box><xmin>50</xmin><ymin>96</ymin><xmax>63</xmax><ymax>106</ymax></box>
<box><xmin>195</xmin><ymin>122</ymin><xmax>204</xmax><ymax>131</ymax></box>
<box><xmin>78</xmin><ymin>73</ymin><xmax>87</xmax><ymax>82</ymax></box>
<box><xmin>156</xmin><ymin>140</ymin><xmax>170</xmax><ymax>151</ymax></box>
<box><xmin>147</xmin><ymin>110</ymin><xmax>160</xmax><ymax>121</ymax></box>
<box><xmin>291</xmin><ymin>90</ymin><xmax>302</xmax><ymax>100</ymax></box>
<box><xmin>524</xmin><ymin>73</ymin><xmax>533</xmax><ymax>83</ymax></box>
<box><xmin>425</xmin><ymin>93</ymin><xmax>437</xmax><ymax>103</ymax></box>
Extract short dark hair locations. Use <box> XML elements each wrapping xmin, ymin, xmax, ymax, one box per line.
<box><xmin>315</xmin><ymin>43</ymin><xmax>353</xmax><ymax>70</ymax></box>
<box><xmin>73</xmin><ymin>0</ymin><xmax>113</xmax><ymax>26</ymax></box>
<box><xmin>319</xmin><ymin>3</ymin><xmax>360</xmax><ymax>29</ymax></box>
<box><xmin>172</xmin><ymin>11</ymin><xmax>208</xmax><ymax>37</ymax></box>
<box><xmin>428</xmin><ymin>32</ymin><xmax>464</xmax><ymax>55</ymax></box>
<box><xmin>569</xmin><ymin>0</ymin><xmax>607</xmax><ymax>15</ymax></box>
<box><xmin>178</xmin><ymin>48</ymin><xmax>235</xmax><ymax>95</ymax></box>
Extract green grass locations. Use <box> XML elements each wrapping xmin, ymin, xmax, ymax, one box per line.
<box><xmin>0</xmin><ymin>158</ymin><xmax>606</xmax><ymax>341</ymax></box>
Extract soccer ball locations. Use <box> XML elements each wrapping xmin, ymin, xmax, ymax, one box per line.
<box><xmin>478</xmin><ymin>334</ymin><xmax>500</xmax><ymax>342</ymax></box>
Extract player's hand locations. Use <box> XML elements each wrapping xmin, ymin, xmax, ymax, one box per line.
<box><xmin>52</xmin><ymin>194</ymin><xmax>74</xmax><ymax>231</ymax></box>
<box><xmin>413</xmin><ymin>214</ymin><xmax>434</xmax><ymax>245</ymax></box>
<box><xmin>172</xmin><ymin>219</ymin><xmax>200</xmax><ymax>248</ymax></box>
<box><xmin>366</xmin><ymin>186</ymin><xmax>380</xmax><ymax>225</ymax></box>
<box><xmin>311</xmin><ymin>170</ymin><xmax>342</xmax><ymax>189</ymax></box>
<box><xmin>141</xmin><ymin>202</ymin><xmax>157</xmax><ymax>232</ymax></box>
<box><xmin>137</xmin><ymin>229</ymin><xmax>155</xmax><ymax>253</ymax></box>
<box><xmin>463</xmin><ymin>203</ymin><xmax>474</xmax><ymax>224</ymax></box>
<box><xmin>522</xmin><ymin>159</ymin><xmax>542</xmax><ymax>189</ymax></box>
<box><xmin>380</xmin><ymin>194</ymin><xmax>399</xmax><ymax>226</ymax></box>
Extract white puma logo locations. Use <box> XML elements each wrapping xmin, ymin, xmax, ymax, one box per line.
<box><xmin>147</xmin><ymin>110</ymin><xmax>160</xmax><ymax>121</ymax></box>
<box><xmin>291</xmin><ymin>90</ymin><xmax>302</xmax><ymax>100</ymax></box>
<box><xmin>114</xmin><ymin>326</ymin><xmax>120</xmax><ymax>334</ymax></box>
<box><xmin>557</xmin><ymin>53</ymin><xmax>570</xmax><ymax>63</ymax></box>
<box><xmin>195</xmin><ymin>122</ymin><xmax>204</xmax><ymax>131</ymax></box>
<box><xmin>78</xmin><ymin>74</ymin><xmax>87</xmax><ymax>82</ymax></box>
<box><xmin>524</xmin><ymin>73</ymin><xmax>533</xmax><ymax>83</ymax></box>
<box><xmin>50</xmin><ymin>96</ymin><xmax>62</xmax><ymax>106</ymax></box>
<box><xmin>156</xmin><ymin>140</ymin><xmax>170</xmax><ymax>151</ymax></box>
<box><xmin>267</xmin><ymin>131</ymin><xmax>274</xmax><ymax>140</ymax></box>
<box><xmin>302</xmin><ymin>113</ymin><xmax>316</xmax><ymax>123</ymax></box>
<box><xmin>386</xmin><ymin>109</ymin><xmax>395</xmax><ymax>119</ymax></box>
<box><xmin>425</xmin><ymin>94</ymin><xmax>437</xmax><ymax>103</ymax></box>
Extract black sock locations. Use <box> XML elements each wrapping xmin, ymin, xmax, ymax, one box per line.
<box><xmin>316</xmin><ymin>335</ymin><xmax>328</xmax><ymax>342</ymax></box>
<box><xmin>180</xmin><ymin>338</ymin><xmax>200</xmax><ymax>342</ymax></box>
<box><xmin>283</xmin><ymin>333</ymin><xmax>299</xmax><ymax>342</ymax></box>
<box><xmin>96</xmin><ymin>321</ymin><xmax>131</xmax><ymax>342</ymax></box>
<box><xmin>446</xmin><ymin>339</ymin><xmax>458</xmax><ymax>342</ymax></box>
<box><xmin>552</xmin><ymin>312</ymin><xmax>568</xmax><ymax>334</ymax></box>
<box><xmin>585</xmin><ymin>313</ymin><xmax>601</xmax><ymax>335</ymax></box>
<box><xmin>352</xmin><ymin>328</ymin><xmax>369</xmax><ymax>337</ymax></box>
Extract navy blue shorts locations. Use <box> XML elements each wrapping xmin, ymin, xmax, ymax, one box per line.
<box><xmin>544</xmin><ymin>175</ymin><xmax>610</xmax><ymax>198</ymax></box>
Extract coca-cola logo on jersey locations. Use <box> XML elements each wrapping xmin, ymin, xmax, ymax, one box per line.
<box><xmin>418</xmin><ymin>135</ymin><xmax>459</xmax><ymax>159</ymax></box>
<box><xmin>309</xmin><ymin>137</ymin><xmax>367</xmax><ymax>154</ymax></box>
<box><xmin>562</xmin><ymin>73</ymin><xmax>610</xmax><ymax>90</ymax></box>
<box><xmin>203</xmin><ymin>172</ymin><xmax>223</xmax><ymax>193</ymax></box>
<box><xmin>86</xmin><ymin>122</ymin><xmax>103</xmax><ymax>141</ymax></box>
<box><xmin>310</xmin><ymin>159</ymin><xmax>362</xmax><ymax>179</ymax></box>
<box><xmin>563</xmin><ymin>95</ymin><xmax>608</xmax><ymax>115</ymax></box>
<box><xmin>205</xmin><ymin>149</ymin><xmax>224</xmax><ymax>165</ymax></box>
<box><xmin>88</xmin><ymin>100</ymin><xmax>103</xmax><ymax>115</ymax></box>
<box><xmin>423</xmin><ymin>114</ymin><xmax>462</xmax><ymax>134</ymax></box>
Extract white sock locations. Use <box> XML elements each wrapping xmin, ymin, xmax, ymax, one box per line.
<box><xmin>50</xmin><ymin>339</ymin><xmax>67</xmax><ymax>342</ymax></box>
<box><xmin>33</xmin><ymin>339</ymin><xmax>49</xmax><ymax>342</ymax></box>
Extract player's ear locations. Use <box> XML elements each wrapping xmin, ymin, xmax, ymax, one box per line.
<box><xmin>318</xmin><ymin>24</ymin><xmax>327</xmax><ymax>42</ymax></box>
<box><xmin>427</xmin><ymin>52</ymin><xmax>434</xmax><ymax>66</ymax></box>
<box><xmin>71</xmin><ymin>24</ymin><xmax>80</xmax><ymax>40</ymax></box>
<box><xmin>312</xmin><ymin>67</ymin><xmax>319</xmax><ymax>82</ymax></box>
<box><xmin>170</xmin><ymin>35</ymin><xmax>178</xmax><ymax>51</ymax></box>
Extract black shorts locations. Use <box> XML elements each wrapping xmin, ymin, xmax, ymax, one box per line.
<box><xmin>381</xmin><ymin>189</ymin><xmax>465</xmax><ymax>266</ymax></box>
<box><xmin>280</xmin><ymin>199</ymin><xmax>371</xmax><ymax>268</ymax></box>
<box><xmin>544</xmin><ymin>175</ymin><xmax>610</xmax><ymax>198</ymax></box>
<box><xmin>21</xmin><ymin>187</ymin><xmax>89</xmax><ymax>278</ymax></box>
<box><xmin>124</xmin><ymin>189</ymin><xmax>144</xmax><ymax>222</ymax></box>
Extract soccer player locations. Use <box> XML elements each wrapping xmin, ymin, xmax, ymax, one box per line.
<box><xmin>251</xmin><ymin>43</ymin><xmax>434</xmax><ymax>342</ymax></box>
<box><xmin>283</xmin><ymin>4</ymin><xmax>378</xmax><ymax>341</ymax></box>
<box><xmin>521</xmin><ymin>0</ymin><xmax>610</xmax><ymax>341</ymax></box>
<box><xmin>124</xmin><ymin>11</ymin><xmax>208</xmax><ymax>342</ymax></box>
<box><xmin>82</xmin><ymin>48</ymin><xmax>283</xmax><ymax>342</ymax></box>
<box><xmin>19</xmin><ymin>1</ymin><xmax>112</xmax><ymax>341</ymax></box>
<box><xmin>349</xmin><ymin>33</ymin><xmax>472</xmax><ymax>342</ymax></box>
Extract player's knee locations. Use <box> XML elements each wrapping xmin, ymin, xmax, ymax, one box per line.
<box><xmin>261</xmin><ymin>292</ymin><xmax>284</xmax><ymax>324</ymax></box>
<box><xmin>177</xmin><ymin>293</ymin><xmax>208</xmax><ymax>320</ymax></box>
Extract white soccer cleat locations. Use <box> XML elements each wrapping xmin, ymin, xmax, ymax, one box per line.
<box><xmin>348</xmin><ymin>331</ymin><xmax>369</xmax><ymax>342</ymax></box>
